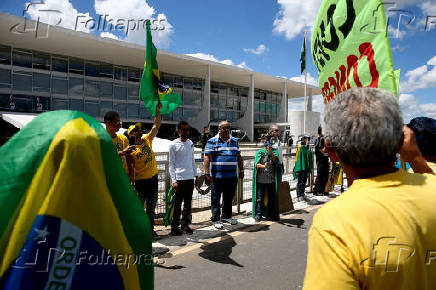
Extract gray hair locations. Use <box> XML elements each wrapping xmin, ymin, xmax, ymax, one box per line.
<box><xmin>323</xmin><ymin>88</ymin><xmax>403</xmax><ymax>167</ymax></box>
<box><xmin>269</xmin><ymin>124</ymin><xmax>279</xmax><ymax>132</ymax></box>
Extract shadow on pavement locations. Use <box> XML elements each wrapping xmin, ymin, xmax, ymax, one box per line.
<box><xmin>198</xmin><ymin>235</ymin><xmax>243</xmax><ymax>267</ymax></box>
<box><xmin>155</xmin><ymin>264</ymin><xmax>186</xmax><ymax>270</ymax></box>
<box><xmin>278</xmin><ymin>218</ymin><xmax>306</xmax><ymax>229</ymax></box>
<box><xmin>240</xmin><ymin>224</ymin><xmax>271</xmax><ymax>232</ymax></box>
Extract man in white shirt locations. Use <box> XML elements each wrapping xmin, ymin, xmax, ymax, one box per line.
<box><xmin>168</xmin><ymin>121</ymin><xmax>198</xmax><ymax>235</ymax></box>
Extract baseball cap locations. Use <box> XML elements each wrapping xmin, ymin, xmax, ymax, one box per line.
<box><xmin>408</xmin><ymin>117</ymin><xmax>436</xmax><ymax>157</ymax></box>
<box><xmin>127</xmin><ymin>122</ymin><xmax>142</xmax><ymax>135</ymax></box>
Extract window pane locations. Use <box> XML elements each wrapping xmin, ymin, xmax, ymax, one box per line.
<box><xmin>128</xmin><ymin>103</ymin><xmax>139</xmax><ymax>118</ymax></box>
<box><xmin>70</xmin><ymin>99</ymin><xmax>83</xmax><ymax>111</ymax></box>
<box><xmin>140</xmin><ymin>103</ymin><xmax>152</xmax><ymax>119</ymax></box>
<box><xmin>266</xmin><ymin>102</ymin><xmax>272</xmax><ymax>114</ymax></box>
<box><xmin>100</xmin><ymin>63</ymin><xmax>113</xmax><ymax>78</ymax></box>
<box><xmin>174</xmin><ymin>77</ymin><xmax>183</xmax><ymax>88</ymax></box>
<box><xmin>13</xmin><ymin>95</ymin><xmax>32</xmax><ymax>112</ymax></box>
<box><xmin>33</xmin><ymin>72</ymin><xmax>50</xmax><ymax>92</ymax></box>
<box><xmin>114</xmin><ymin>86</ymin><xmax>127</xmax><ymax>101</ymax></box>
<box><xmin>52</xmin><ymin>57</ymin><xmax>68</xmax><ymax>73</ymax></box>
<box><xmin>100</xmin><ymin>81</ymin><xmax>113</xmax><ymax>99</ymax></box>
<box><xmin>85</xmin><ymin>80</ymin><xmax>99</xmax><ymax>98</ymax></box>
<box><xmin>219</xmin><ymin>111</ymin><xmax>226</xmax><ymax>120</ymax></box>
<box><xmin>183</xmin><ymin>78</ymin><xmax>193</xmax><ymax>89</ymax></box>
<box><xmin>52</xmin><ymin>78</ymin><xmax>68</xmax><ymax>95</ymax></box>
<box><xmin>69</xmin><ymin>77</ymin><xmax>83</xmax><ymax>96</ymax></box>
<box><xmin>128</xmin><ymin>68</ymin><xmax>140</xmax><ymax>82</ymax></box>
<box><xmin>13</xmin><ymin>71</ymin><xmax>32</xmax><ymax>91</ymax></box>
<box><xmin>183</xmin><ymin>108</ymin><xmax>199</xmax><ymax>119</ymax></box>
<box><xmin>211</xmin><ymin>93</ymin><xmax>219</xmax><ymax>107</ymax></box>
<box><xmin>240</xmin><ymin>97</ymin><xmax>247</xmax><ymax>112</ymax></box>
<box><xmin>239</xmin><ymin>88</ymin><xmax>248</xmax><ymax>98</ymax></box>
<box><xmin>113</xmin><ymin>102</ymin><xmax>127</xmax><ymax>118</ymax></box>
<box><xmin>161</xmin><ymin>74</ymin><xmax>174</xmax><ymax>87</ymax></box>
<box><xmin>33</xmin><ymin>53</ymin><xmax>50</xmax><ymax>70</ymax></box>
<box><xmin>12</xmin><ymin>50</ymin><xmax>32</xmax><ymax>68</ymax></box>
<box><xmin>100</xmin><ymin>101</ymin><xmax>113</xmax><ymax>117</ymax></box>
<box><xmin>128</xmin><ymin>85</ymin><xmax>139</xmax><ymax>100</ymax></box>
<box><xmin>52</xmin><ymin>98</ymin><xmax>68</xmax><ymax>110</ymax></box>
<box><xmin>85</xmin><ymin>101</ymin><xmax>99</xmax><ymax>117</ymax></box>
<box><xmin>259</xmin><ymin>101</ymin><xmax>265</xmax><ymax>113</ymax></box>
<box><xmin>183</xmin><ymin>90</ymin><xmax>201</xmax><ymax>106</ymax></box>
<box><xmin>114</xmin><ymin>67</ymin><xmax>127</xmax><ymax>81</ymax></box>
<box><xmin>219</xmin><ymin>95</ymin><xmax>226</xmax><ymax>109</ymax></box>
<box><xmin>172</xmin><ymin>107</ymin><xmax>182</xmax><ymax>121</ymax></box>
<box><xmin>85</xmin><ymin>62</ymin><xmax>100</xmax><ymax>77</ymax></box>
<box><xmin>69</xmin><ymin>58</ymin><xmax>84</xmax><ymax>75</ymax></box>
<box><xmin>229</xmin><ymin>87</ymin><xmax>238</xmax><ymax>96</ymax></box>
<box><xmin>0</xmin><ymin>68</ymin><xmax>11</xmax><ymax>85</ymax></box>
<box><xmin>211</xmin><ymin>110</ymin><xmax>219</xmax><ymax>121</ymax></box>
<box><xmin>0</xmin><ymin>45</ymin><xmax>11</xmax><ymax>65</ymax></box>
<box><xmin>254</xmin><ymin>100</ymin><xmax>259</xmax><ymax>113</ymax></box>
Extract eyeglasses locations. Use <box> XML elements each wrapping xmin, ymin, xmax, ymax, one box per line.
<box><xmin>272</xmin><ymin>129</ymin><xmax>279</xmax><ymax>132</ymax></box>
<box><xmin>220</xmin><ymin>126</ymin><xmax>230</xmax><ymax>130</ymax></box>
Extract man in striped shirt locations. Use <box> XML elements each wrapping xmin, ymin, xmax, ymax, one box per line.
<box><xmin>204</xmin><ymin>121</ymin><xmax>244</xmax><ymax>229</ymax></box>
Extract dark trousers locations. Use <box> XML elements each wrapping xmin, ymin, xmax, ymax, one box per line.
<box><xmin>134</xmin><ymin>174</ymin><xmax>158</xmax><ymax>229</ymax></box>
<box><xmin>314</xmin><ymin>157</ymin><xmax>329</xmax><ymax>194</ymax></box>
<box><xmin>255</xmin><ymin>182</ymin><xmax>277</xmax><ymax>218</ymax></box>
<box><xmin>171</xmin><ymin>179</ymin><xmax>194</xmax><ymax>230</ymax></box>
<box><xmin>210</xmin><ymin>177</ymin><xmax>238</xmax><ymax>222</ymax></box>
<box><xmin>296</xmin><ymin>170</ymin><xmax>308</xmax><ymax>197</ymax></box>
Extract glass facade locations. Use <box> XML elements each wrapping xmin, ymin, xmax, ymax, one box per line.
<box><xmin>0</xmin><ymin>44</ymin><xmax>282</xmax><ymax>124</ymax></box>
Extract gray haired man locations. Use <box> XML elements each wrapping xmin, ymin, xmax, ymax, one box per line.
<box><xmin>304</xmin><ymin>88</ymin><xmax>436</xmax><ymax>290</ymax></box>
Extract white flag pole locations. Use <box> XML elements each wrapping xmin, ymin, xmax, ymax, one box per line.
<box><xmin>303</xmin><ymin>30</ymin><xmax>307</xmax><ymax>135</ymax></box>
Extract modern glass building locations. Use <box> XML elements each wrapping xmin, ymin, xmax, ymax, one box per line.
<box><xmin>0</xmin><ymin>13</ymin><xmax>320</xmax><ymax>141</ymax></box>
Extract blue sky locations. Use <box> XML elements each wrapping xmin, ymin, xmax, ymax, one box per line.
<box><xmin>1</xmin><ymin>0</ymin><xmax>436</xmax><ymax>122</ymax></box>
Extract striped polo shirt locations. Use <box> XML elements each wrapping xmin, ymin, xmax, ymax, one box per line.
<box><xmin>204</xmin><ymin>135</ymin><xmax>240</xmax><ymax>178</ymax></box>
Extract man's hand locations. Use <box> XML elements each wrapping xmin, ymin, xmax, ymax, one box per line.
<box><xmin>400</xmin><ymin>125</ymin><xmax>433</xmax><ymax>174</ymax></box>
<box><xmin>205</xmin><ymin>174</ymin><xmax>211</xmax><ymax>186</ymax></box>
<box><xmin>172</xmin><ymin>182</ymin><xmax>179</xmax><ymax>192</ymax></box>
<box><xmin>119</xmin><ymin>145</ymin><xmax>135</xmax><ymax>156</ymax></box>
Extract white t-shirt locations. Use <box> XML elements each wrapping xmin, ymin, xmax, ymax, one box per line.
<box><xmin>168</xmin><ymin>138</ymin><xmax>197</xmax><ymax>183</ymax></box>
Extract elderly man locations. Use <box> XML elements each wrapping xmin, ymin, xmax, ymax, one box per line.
<box><xmin>269</xmin><ymin>124</ymin><xmax>284</xmax><ymax>179</ymax></box>
<box><xmin>204</xmin><ymin>120</ymin><xmax>244</xmax><ymax>229</ymax></box>
<box><xmin>303</xmin><ymin>88</ymin><xmax>436</xmax><ymax>290</ymax></box>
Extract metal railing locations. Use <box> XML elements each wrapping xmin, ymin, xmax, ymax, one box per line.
<box><xmin>154</xmin><ymin>146</ymin><xmax>304</xmax><ymax>216</ymax></box>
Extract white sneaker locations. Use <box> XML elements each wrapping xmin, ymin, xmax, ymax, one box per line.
<box><xmin>222</xmin><ymin>218</ymin><xmax>237</xmax><ymax>225</ymax></box>
<box><xmin>213</xmin><ymin>221</ymin><xmax>223</xmax><ymax>229</ymax></box>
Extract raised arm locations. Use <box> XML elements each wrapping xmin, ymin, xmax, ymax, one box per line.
<box><xmin>148</xmin><ymin>103</ymin><xmax>162</xmax><ymax>141</ymax></box>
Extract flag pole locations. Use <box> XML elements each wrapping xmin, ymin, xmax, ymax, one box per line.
<box><xmin>303</xmin><ymin>30</ymin><xmax>307</xmax><ymax>135</ymax></box>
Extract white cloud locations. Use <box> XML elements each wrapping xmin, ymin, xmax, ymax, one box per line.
<box><xmin>25</xmin><ymin>0</ymin><xmax>91</xmax><ymax>33</ymax></box>
<box><xmin>419</xmin><ymin>1</ymin><xmax>436</xmax><ymax>16</ymax></box>
<box><xmin>289</xmin><ymin>72</ymin><xmax>319</xmax><ymax>87</ymax></box>
<box><xmin>273</xmin><ymin>0</ymin><xmax>321</xmax><ymax>40</ymax></box>
<box><xmin>388</xmin><ymin>25</ymin><xmax>407</xmax><ymax>39</ymax></box>
<box><xmin>399</xmin><ymin>93</ymin><xmax>436</xmax><ymax>122</ymax></box>
<box><xmin>100</xmin><ymin>31</ymin><xmax>119</xmax><ymax>40</ymax></box>
<box><xmin>94</xmin><ymin>0</ymin><xmax>173</xmax><ymax>48</ymax></box>
<box><xmin>186</xmin><ymin>53</ymin><xmax>252</xmax><ymax>70</ymax></box>
<box><xmin>243</xmin><ymin>44</ymin><xmax>268</xmax><ymax>55</ymax></box>
<box><xmin>400</xmin><ymin>55</ymin><xmax>436</xmax><ymax>92</ymax></box>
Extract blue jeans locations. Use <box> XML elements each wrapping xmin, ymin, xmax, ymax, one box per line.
<box><xmin>296</xmin><ymin>170</ymin><xmax>308</xmax><ymax>197</ymax></box>
<box><xmin>255</xmin><ymin>182</ymin><xmax>277</xmax><ymax>218</ymax></box>
<box><xmin>210</xmin><ymin>177</ymin><xmax>238</xmax><ymax>222</ymax></box>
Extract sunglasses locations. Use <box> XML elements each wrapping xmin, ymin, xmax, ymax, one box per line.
<box><xmin>220</xmin><ymin>126</ymin><xmax>230</xmax><ymax>130</ymax></box>
<box><xmin>272</xmin><ymin>129</ymin><xmax>279</xmax><ymax>132</ymax></box>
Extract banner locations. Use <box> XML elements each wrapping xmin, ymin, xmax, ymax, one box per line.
<box><xmin>311</xmin><ymin>0</ymin><xmax>399</xmax><ymax>103</ymax></box>
<box><xmin>140</xmin><ymin>21</ymin><xmax>181</xmax><ymax>116</ymax></box>
<box><xmin>0</xmin><ymin>111</ymin><xmax>153</xmax><ymax>289</ymax></box>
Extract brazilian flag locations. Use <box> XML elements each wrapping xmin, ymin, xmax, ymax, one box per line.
<box><xmin>140</xmin><ymin>20</ymin><xmax>181</xmax><ymax>116</ymax></box>
<box><xmin>163</xmin><ymin>186</ymin><xmax>176</xmax><ymax>227</ymax></box>
<box><xmin>0</xmin><ymin>111</ymin><xmax>153</xmax><ymax>289</ymax></box>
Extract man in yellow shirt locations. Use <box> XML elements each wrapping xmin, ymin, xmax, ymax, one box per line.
<box><xmin>303</xmin><ymin>88</ymin><xmax>436</xmax><ymax>290</ymax></box>
<box><xmin>104</xmin><ymin>111</ymin><xmax>134</xmax><ymax>182</ymax></box>
<box><xmin>128</xmin><ymin>103</ymin><xmax>162</xmax><ymax>238</ymax></box>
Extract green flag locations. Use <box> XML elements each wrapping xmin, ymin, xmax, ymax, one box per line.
<box><xmin>311</xmin><ymin>0</ymin><xmax>399</xmax><ymax>103</ymax></box>
<box><xmin>140</xmin><ymin>21</ymin><xmax>181</xmax><ymax>116</ymax></box>
<box><xmin>300</xmin><ymin>35</ymin><xmax>306</xmax><ymax>74</ymax></box>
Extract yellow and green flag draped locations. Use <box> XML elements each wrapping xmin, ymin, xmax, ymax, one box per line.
<box><xmin>311</xmin><ymin>0</ymin><xmax>400</xmax><ymax>103</ymax></box>
<box><xmin>293</xmin><ymin>144</ymin><xmax>314</xmax><ymax>179</ymax></box>
<box><xmin>163</xmin><ymin>186</ymin><xmax>176</xmax><ymax>227</ymax></box>
<box><xmin>0</xmin><ymin>111</ymin><xmax>153</xmax><ymax>290</ymax></box>
<box><xmin>140</xmin><ymin>21</ymin><xmax>181</xmax><ymax>116</ymax></box>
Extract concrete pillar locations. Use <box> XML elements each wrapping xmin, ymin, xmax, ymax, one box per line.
<box><xmin>189</xmin><ymin>64</ymin><xmax>211</xmax><ymax>132</ymax></box>
<box><xmin>278</xmin><ymin>81</ymin><xmax>287</xmax><ymax>123</ymax></box>
<box><xmin>306</xmin><ymin>88</ymin><xmax>313</xmax><ymax>111</ymax></box>
<box><xmin>233</xmin><ymin>74</ymin><xmax>254</xmax><ymax>141</ymax></box>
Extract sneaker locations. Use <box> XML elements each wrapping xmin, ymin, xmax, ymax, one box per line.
<box><xmin>303</xmin><ymin>196</ymin><xmax>311</xmax><ymax>202</ymax></box>
<box><xmin>182</xmin><ymin>226</ymin><xmax>193</xmax><ymax>235</ymax></box>
<box><xmin>169</xmin><ymin>228</ymin><xmax>182</xmax><ymax>236</ymax></box>
<box><xmin>254</xmin><ymin>215</ymin><xmax>261</xmax><ymax>223</ymax></box>
<box><xmin>152</xmin><ymin>230</ymin><xmax>159</xmax><ymax>238</ymax></box>
<box><xmin>213</xmin><ymin>221</ymin><xmax>223</xmax><ymax>229</ymax></box>
<box><xmin>222</xmin><ymin>218</ymin><xmax>237</xmax><ymax>225</ymax></box>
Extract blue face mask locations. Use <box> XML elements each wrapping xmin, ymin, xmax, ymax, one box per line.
<box><xmin>264</xmin><ymin>141</ymin><xmax>272</xmax><ymax>147</ymax></box>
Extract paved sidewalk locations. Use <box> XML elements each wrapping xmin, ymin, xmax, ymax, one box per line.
<box><xmin>152</xmin><ymin>186</ymin><xmax>345</xmax><ymax>258</ymax></box>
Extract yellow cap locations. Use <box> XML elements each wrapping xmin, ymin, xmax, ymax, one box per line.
<box><xmin>127</xmin><ymin>123</ymin><xmax>142</xmax><ymax>135</ymax></box>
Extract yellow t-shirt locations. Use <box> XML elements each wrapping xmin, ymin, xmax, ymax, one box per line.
<box><xmin>304</xmin><ymin>170</ymin><xmax>436</xmax><ymax>290</ymax></box>
<box><xmin>112</xmin><ymin>133</ymin><xmax>129</xmax><ymax>173</ymax></box>
<box><xmin>130</xmin><ymin>133</ymin><xmax>158</xmax><ymax>180</ymax></box>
